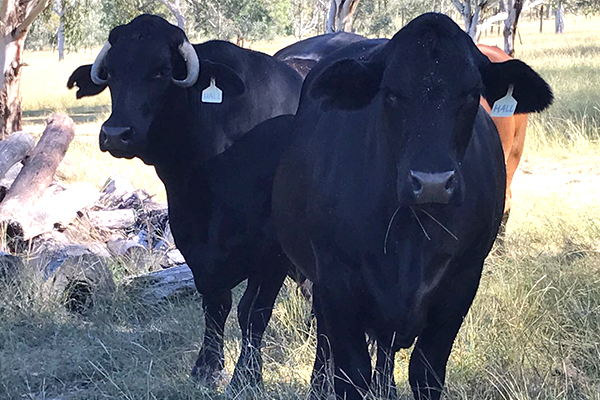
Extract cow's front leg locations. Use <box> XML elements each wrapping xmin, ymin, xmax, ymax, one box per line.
<box><xmin>317</xmin><ymin>283</ymin><xmax>371</xmax><ymax>400</ymax></box>
<box><xmin>309</xmin><ymin>290</ymin><xmax>334</xmax><ymax>400</ymax></box>
<box><xmin>190</xmin><ymin>289</ymin><xmax>232</xmax><ymax>387</ymax></box>
<box><xmin>372</xmin><ymin>333</ymin><xmax>398</xmax><ymax>399</ymax></box>
<box><xmin>227</xmin><ymin>262</ymin><xmax>288</xmax><ymax>393</ymax></box>
<box><xmin>409</xmin><ymin>258</ymin><xmax>483</xmax><ymax>400</ymax></box>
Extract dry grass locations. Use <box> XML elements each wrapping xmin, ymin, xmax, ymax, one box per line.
<box><xmin>1</xmin><ymin>14</ymin><xmax>599</xmax><ymax>400</ymax></box>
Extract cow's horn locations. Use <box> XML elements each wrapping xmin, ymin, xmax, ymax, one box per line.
<box><xmin>173</xmin><ymin>40</ymin><xmax>200</xmax><ymax>88</ymax></box>
<box><xmin>90</xmin><ymin>42</ymin><xmax>111</xmax><ymax>86</ymax></box>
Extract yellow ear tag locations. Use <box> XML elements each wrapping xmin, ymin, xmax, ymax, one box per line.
<box><xmin>490</xmin><ymin>85</ymin><xmax>517</xmax><ymax>117</ymax></box>
<box><xmin>202</xmin><ymin>77</ymin><xmax>223</xmax><ymax>104</ymax></box>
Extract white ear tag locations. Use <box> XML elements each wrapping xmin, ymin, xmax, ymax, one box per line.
<box><xmin>490</xmin><ymin>85</ymin><xmax>517</xmax><ymax>117</ymax></box>
<box><xmin>202</xmin><ymin>77</ymin><xmax>223</xmax><ymax>104</ymax></box>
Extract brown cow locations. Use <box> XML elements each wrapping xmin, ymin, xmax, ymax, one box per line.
<box><xmin>478</xmin><ymin>44</ymin><xmax>529</xmax><ymax>218</ymax></box>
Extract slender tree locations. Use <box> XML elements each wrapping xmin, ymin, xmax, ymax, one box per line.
<box><xmin>325</xmin><ymin>0</ymin><xmax>361</xmax><ymax>32</ymax></box>
<box><xmin>1</xmin><ymin>0</ymin><xmax>50</xmax><ymax>140</ymax></box>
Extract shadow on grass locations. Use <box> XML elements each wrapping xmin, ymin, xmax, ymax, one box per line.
<box><xmin>23</xmin><ymin>105</ymin><xmax>110</xmax><ymax>125</ymax></box>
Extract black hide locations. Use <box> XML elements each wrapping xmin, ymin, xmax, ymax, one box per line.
<box><xmin>274</xmin><ymin>32</ymin><xmax>369</xmax><ymax>77</ymax></box>
<box><xmin>273</xmin><ymin>13</ymin><xmax>551</xmax><ymax>400</ymax></box>
<box><xmin>67</xmin><ymin>14</ymin><xmax>303</xmax><ymax>393</ymax></box>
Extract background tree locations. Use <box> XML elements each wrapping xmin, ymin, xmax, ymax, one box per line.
<box><xmin>451</xmin><ymin>0</ymin><xmax>503</xmax><ymax>40</ymax></box>
<box><xmin>1</xmin><ymin>0</ymin><xmax>50</xmax><ymax>140</ymax></box>
<box><xmin>325</xmin><ymin>0</ymin><xmax>361</xmax><ymax>32</ymax></box>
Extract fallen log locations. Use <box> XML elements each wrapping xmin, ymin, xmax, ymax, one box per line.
<box><xmin>0</xmin><ymin>131</ymin><xmax>34</xmax><ymax>180</ymax></box>
<box><xmin>107</xmin><ymin>238</ymin><xmax>151</xmax><ymax>274</ymax></box>
<box><xmin>37</xmin><ymin>250</ymin><xmax>115</xmax><ymax>314</ymax></box>
<box><xmin>0</xmin><ymin>114</ymin><xmax>75</xmax><ymax>230</ymax></box>
<box><xmin>0</xmin><ymin>162</ymin><xmax>22</xmax><ymax>190</ymax></box>
<box><xmin>125</xmin><ymin>264</ymin><xmax>196</xmax><ymax>304</ymax></box>
<box><xmin>0</xmin><ymin>251</ymin><xmax>24</xmax><ymax>283</ymax></box>
<box><xmin>87</xmin><ymin>209</ymin><xmax>136</xmax><ymax>230</ymax></box>
<box><xmin>2</xmin><ymin>182</ymin><xmax>99</xmax><ymax>240</ymax></box>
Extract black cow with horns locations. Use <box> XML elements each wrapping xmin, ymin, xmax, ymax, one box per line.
<box><xmin>67</xmin><ymin>14</ymin><xmax>303</xmax><ymax>392</ymax></box>
<box><xmin>272</xmin><ymin>13</ymin><xmax>552</xmax><ymax>400</ymax></box>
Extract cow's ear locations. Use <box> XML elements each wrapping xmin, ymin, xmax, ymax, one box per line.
<box><xmin>198</xmin><ymin>60</ymin><xmax>246</xmax><ymax>97</ymax></box>
<box><xmin>480</xmin><ymin>59</ymin><xmax>553</xmax><ymax>114</ymax></box>
<box><xmin>309</xmin><ymin>59</ymin><xmax>382</xmax><ymax>110</ymax></box>
<box><xmin>67</xmin><ymin>64</ymin><xmax>107</xmax><ymax>99</ymax></box>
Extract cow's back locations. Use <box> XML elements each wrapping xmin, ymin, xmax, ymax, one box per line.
<box><xmin>274</xmin><ymin>32</ymin><xmax>367</xmax><ymax>77</ymax></box>
<box><xmin>190</xmin><ymin>40</ymin><xmax>303</xmax><ymax>160</ymax></box>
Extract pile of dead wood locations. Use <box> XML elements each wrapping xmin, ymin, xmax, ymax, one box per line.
<box><xmin>0</xmin><ymin>114</ymin><xmax>195</xmax><ymax>312</ymax></box>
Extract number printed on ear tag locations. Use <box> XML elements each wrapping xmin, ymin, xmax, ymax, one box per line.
<box><xmin>202</xmin><ymin>77</ymin><xmax>223</xmax><ymax>104</ymax></box>
<box><xmin>490</xmin><ymin>85</ymin><xmax>517</xmax><ymax>117</ymax></box>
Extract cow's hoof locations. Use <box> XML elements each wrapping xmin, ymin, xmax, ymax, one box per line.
<box><xmin>225</xmin><ymin>381</ymin><xmax>263</xmax><ymax>399</ymax></box>
<box><xmin>189</xmin><ymin>367</ymin><xmax>229</xmax><ymax>389</ymax></box>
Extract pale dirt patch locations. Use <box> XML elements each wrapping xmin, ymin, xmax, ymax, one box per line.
<box><xmin>513</xmin><ymin>155</ymin><xmax>600</xmax><ymax>209</ymax></box>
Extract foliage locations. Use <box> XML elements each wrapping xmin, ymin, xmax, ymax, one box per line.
<box><xmin>354</xmin><ymin>0</ymin><xmax>452</xmax><ymax>36</ymax></box>
<box><xmin>573</xmin><ymin>0</ymin><xmax>600</xmax><ymax>15</ymax></box>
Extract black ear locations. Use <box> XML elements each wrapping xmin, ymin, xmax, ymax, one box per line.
<box><xmin>309</xmin><ymin>59</ymin><xmax>382</xmax><ymax>110</ymax></box>
<box><xmin>198</xmin><ymin>60</ymin><xmax>246</xmax><ymax>97</ymax></box>
<box><xmin>480</xmin><ymin>59</ymin><xmax>553</xmax><ymax>114</ymax></box>
<box><xmin>67</xmin><ymin>64</ymin><xmax>107</xmax><ymax>99</ymax></box>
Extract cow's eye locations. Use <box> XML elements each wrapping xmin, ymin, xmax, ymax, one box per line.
<box><xmin>385</xmin><ymin>93</ymin><xmax>400</xmax><ymax>108</ymax></box>
<box><xmin>151</xmin><ymin>70</ymin><xmax>168</xmax><ymax>80</ymax></box>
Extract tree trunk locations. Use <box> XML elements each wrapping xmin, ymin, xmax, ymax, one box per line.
<box><xmin>57</xmin><ymin>15</ymin><xmax>64</xmax><ymax>61</ymax></box>
<box><xmin>326</xmin><ymin>0</ymin><xmax>361</xmax><ymax>33</ymax></box>
<box><xmin>555</xmin><ymin>1</ymin><xmax>564</xmax><ymax>33</ymax></box>
<box><xmin>1</xmin><ymin>36</ymin><xmax>25</xmax><ymax>140</ymax></box>
<box><xmin>539</xmin><ymin>5</ymin><xmax>544</xmax><ymax>33</ymax></box>
<box><xmin>1</xmin><ymin>0</ymin><xmax>51</xmax><ymax>140</ymax></box>
<box><xmin>53</xmin><ymin>0</ymin><xmax>64</xmax><ymax>61</ymax></box>
<box><xmin>503</xmin><ymin>0</ymin><xmax>524</xmax><ymax>57</ymax></box>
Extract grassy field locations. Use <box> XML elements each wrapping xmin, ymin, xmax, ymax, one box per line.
<box><xmin>1</xmin><ymin>15</ymin><xmax>599</xmax><ymax>400</ymax></box>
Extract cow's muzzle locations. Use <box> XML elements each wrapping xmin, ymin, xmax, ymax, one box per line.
<box><xmin>100</xmin><ymin>125</ymin><xmax>134</xmax><ymax>153</ymax></box>
<box><xmin>409</xmin><ymin>170</ymin><xmax>457</xmax><ymax>204</ymax></box>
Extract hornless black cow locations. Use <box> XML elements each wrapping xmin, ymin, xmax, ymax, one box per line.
<box><xmin>274</xmin><ymin>32</ymin><xmax>368</xmax><ymax>77</ymax></box>
<box><xmin>67</xmin><ymin>14</ymin><xmax>303</xmax><ymax>391</ymax></box>
<box><xmin>273</xmin><ymin>13</ymin><xmax>552</xmax><ymax>400</ymax></box>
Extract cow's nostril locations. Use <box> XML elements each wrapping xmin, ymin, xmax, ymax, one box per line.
<box><xmin>445</xmin><ymin>175</ymin><xmax>455</xmax><ymax>191</ymax></box>
<box><xmin>411</xmin><ymin>175</ymin><xmax>423</xmax><ymax>194</ymax></box>
<box><xmin>100</xmin><ymin>130</ymin><xmax>108</xmax><ymax>145</ymax></box>
<box><xmin>120</xmin><ymin>128</ymin><xmax>133</xmax><ymax>143</ymax></box>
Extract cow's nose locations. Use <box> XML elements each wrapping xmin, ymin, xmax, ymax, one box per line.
<box><xmin>409</xmin><ymin>170</ymin><xmax>456</xmax><ymax>204</ymax></box>
<box><xmin>100</xmin><ymin>126</ymin><xmax>133</xmax><ymax>149</ymax></box>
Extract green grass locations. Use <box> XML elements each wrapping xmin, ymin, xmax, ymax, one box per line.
<box><xmin>1</xmin><ymin>14</ymin><xmax>599</xmax><ymax>400</ymax></box>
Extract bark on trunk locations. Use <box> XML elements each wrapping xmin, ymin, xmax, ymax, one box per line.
<box><xmin>1</xmin><ymin>36</ymin><xmax>25</xmax><ymax>140</ymax></box>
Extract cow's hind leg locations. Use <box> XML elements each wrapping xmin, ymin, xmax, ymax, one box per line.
<box><xmin>408</xmin><ymin>259</ymin><xmax>483</xmax><ymax>400</ymax></box>
<box><xmin>227</xmin><ymin>261</ymin><xmax>288</xmax><ymax>393</ymax></box>
<box><xmin>190</xmin><ymin>289</ymin><xmax>232</xmax><ymax>387</ymax></box>
<box><xmin>310</xmin><ymin>289</ymin><xmax>333</xmax><ymax>400</ymax></box>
